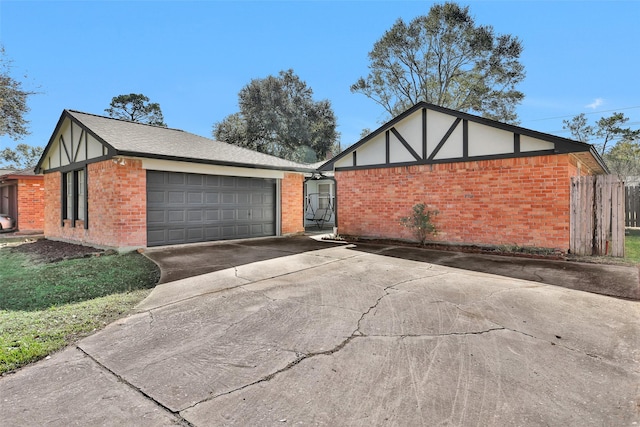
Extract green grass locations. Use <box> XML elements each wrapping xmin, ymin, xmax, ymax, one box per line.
<box><xmin>0</xmin><ymin>249</ymin><xmax>159</xmax><ymax>374</ymax></box>
<box><xmin>625</xmin><ymin>228</ymin><xmax>640</xmax><ymax>264</ymax></box>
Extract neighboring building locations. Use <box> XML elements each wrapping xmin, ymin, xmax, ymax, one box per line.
<box><xmin>0</xmin><ymin>168</ymin><xmax>45</xmax><ymax>232</ymax></box>
<box><xmin>320</xmin><ymin>102</ymin><xmax>608</xmax><ymax>252</ymax></box>
<box><xmin>36</xmin><ymin>110</ymin><xmax>314</xmax><ymax>251</ymax></box>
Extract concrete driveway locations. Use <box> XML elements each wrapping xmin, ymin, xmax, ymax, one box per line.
<box><xmin>2</xmin><ymin>238</ymin><xmax>639</xmax><ymax>426</ymax></box>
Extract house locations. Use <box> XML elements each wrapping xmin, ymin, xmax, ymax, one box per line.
<box><xmin>0</xmin><ymin>168</ymin><xmax>45</xmax><ymax>232</ymax></box>
<box><xmin>320</xmin><ymin>102</ymin><xmax>608</xmax><ymax>252</ymax></box>
<box><xmin>35</xmin><ymin>110</ymin><xmax>314</xmax><ymax>251</ymax></box>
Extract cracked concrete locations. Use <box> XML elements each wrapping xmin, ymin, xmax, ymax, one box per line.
<box><xmin>2</xmin><ymin>238</ymin><xmax>639</xmax><ymax>426</ymax></box>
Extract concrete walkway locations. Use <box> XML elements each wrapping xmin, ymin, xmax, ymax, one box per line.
<box><xmin>2</xmin><ymin>239</ymin><xmax>639</xmax><ymax>426</ymax></box>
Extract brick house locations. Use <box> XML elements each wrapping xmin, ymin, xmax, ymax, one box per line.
<box><xmin>36</xmin><ymin>110</ymin><xmax>313</xmax><ymax>251</ymax></box>
<box><xmin>0</xmin><ymin>168</ymin><xmax>45</xmax><ymax>232</ymax></box>
<box><xmin>320</xmin><ymin>102</ymin><xmax>608</xmax><ymax>252</ymax></box>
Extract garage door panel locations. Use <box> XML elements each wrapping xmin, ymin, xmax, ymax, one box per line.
<box><xmin>238</xmin><ymin>193</ymin><xmax>250</xmax><ymax>204</ymax></box>
<box><xmin>187</xmin><ymin>192</ymin><xmax>203</xmax><ymax>204</ymax></box>
<box><xmin>167</xmin><ymin>210</ymin><xmax>185</xmax><ymax>222</ymax></box>
<box><xmin>221</xmin><ymin>193</ymin><xmax>235</xmax><ymax>204</ymax></box>
<box><xmin>148</xmin><ymin>229</ymin><xmax>165</xmax><ymax>242</ymax></box>
<box><xmin>205</xmin><ymin>176</ymin><xmax>220</xmax><ymax>187</ymax></box>
<box><xmin>168</xmin><ymin>173</ymin><xmax>185</xmax><ymax>185</ymax></box>
<box><xmin>168</xmin><ymin>191</ymin><xmax>185</xmax><ymax>204</ymax></box>
<box><xmin>168</xmin><ymin>228</ymin><xmax>186</xmax><ymax>242</ymax></box>
<box><xmin>147</xmin><ymin>190</ymin><xmax>165</xmax><ymax>204</ymax></box>
<box><xmin>205</xmin><ymin>192</ymin><xmax>219</xmax><ymax>204</ymax></box>
<box><xmin>205</xmin><ymin>209</ymin><xmax>220</xmax><ymax>221</ymax></box>
<box><xmin>147</xmin><ymin>171</ymin><xmax>276</xmax><ymax>246</ymax></box>
<box><xmin>186</xmin><ymin>228</ymin><xmax>204</xmax><ymax>240</ymax></box>
<box><xmin>236</xmin><ymin>177</ymin><xmax>251</xmax><ymax>188</ymax></box>
<box><xmin>187</xmin><ymin>174</ymin><xmax>203</xmax><ymax>186</ymax></box>
<box><xmin>147</xmin><ymin>210</ymin><xmax>165</xmax><ymax>224</ymax></box>
<box><xmin>187</xmin><ymin>210</ymin><xmax>203</xmax><ymax>222</ymax></box>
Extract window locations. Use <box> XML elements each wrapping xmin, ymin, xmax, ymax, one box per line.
<box><xmin>62</xmin><ymin>168</ymin><xmax>87</xmax><ymax>228</ymax></box>
<box><xmin>318</xmin><ymin>183</ymin><xmax>331</xmax><ymax>209</ymax></box>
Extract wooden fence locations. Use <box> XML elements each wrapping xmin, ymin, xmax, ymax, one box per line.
<box><xmin>570</xmin><ymin>175</ymin><xmax>625</xmax><ymax>257</ymax></box>
<box><xmin>625</xmin><ymin>185</ymin><xmax>640</xmax><ymax>227</ymax></box>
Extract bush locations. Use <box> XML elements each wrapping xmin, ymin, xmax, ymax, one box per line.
<box><xmin>400</xmin><ymin>203</ymin><xmax>438</xmax><ymax>246</ymax></box>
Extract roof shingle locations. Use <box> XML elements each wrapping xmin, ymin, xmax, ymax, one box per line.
<box><xmin>67</xmin><ymin>110</ymin><xmax>315</xmax><ymax>172</ymax></box>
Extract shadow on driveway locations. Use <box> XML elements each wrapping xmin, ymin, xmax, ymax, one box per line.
<box><xmin>143</xmin><ymin>236</ymin><xmax>344</xmax><ymax>284</ymax></box>
<box><xmin>347</xmin><ymin>242</ymin><xmax>640</xmax><ymax>300</ymax></box>
<box><xmin>144</xmin><ymin>236</ymin><xmax>639</xmax><ymax>300</ymax></box>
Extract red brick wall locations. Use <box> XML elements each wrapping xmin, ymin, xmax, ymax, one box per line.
<box><xmin>44</xmin><ymin>158</ymin><xmax>147</xmax><ymax>250</ymax></box>
<box><xmin>281</xmin><ymin>172</ymin><xmax>304</xmax><ymax>235</ymax></box>
<box><xmin>336</xmin><ymin>154</ymin><xmax>588</xmax><ymax>251</ymax></box>
<box><xmin>16</xmin><ymin>177</ymin><xmax>44</xmax><ymax>231</ymax></box>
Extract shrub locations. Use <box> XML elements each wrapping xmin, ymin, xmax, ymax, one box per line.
<box><xmin>400</xmin><ymin>203</ymin><xmax>438</xmax><ymax>246</ymax></box>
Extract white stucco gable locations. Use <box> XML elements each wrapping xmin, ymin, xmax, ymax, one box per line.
<box><xmin>326</xmin><ymin>102</ymin><xmax>606</xmax><ymax>173</ymax></box>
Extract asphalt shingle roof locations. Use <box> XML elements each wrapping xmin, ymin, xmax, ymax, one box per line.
<box><xmin>66</xmin><ymin>110</ymin><xmax>315</xmax><ymax>172</ymax></box>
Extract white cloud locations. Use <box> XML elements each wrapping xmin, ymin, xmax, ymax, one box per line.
<box><xmin>586</xmin><ymin>98</ymin><xmax>604</xmax><ymax>109</ymax></box>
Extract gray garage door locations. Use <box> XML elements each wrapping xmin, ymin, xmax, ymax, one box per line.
<box><xmin>146</xmin><ymin>171</ymin><xmax>276</xmax><ymax>247</ymax></box>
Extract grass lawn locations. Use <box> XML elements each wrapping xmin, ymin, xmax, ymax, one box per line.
<box><xmin>625</xmin><ymin>228</ymin><xmax>640</xmax><ymax>264</ymax></box>
<box><xmin>0</xmin><ymin>249</ymin><xmax>159</xmax><ymax>375</ymax></box>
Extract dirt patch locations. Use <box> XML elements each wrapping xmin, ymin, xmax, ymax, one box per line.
<box><xmin>10</xmin><ymin>239</ymin><xmax>105</xmax><ymax>263</ymax></box>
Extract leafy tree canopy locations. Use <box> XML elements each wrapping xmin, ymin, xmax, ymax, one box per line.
<box><xmin>105</xmin><ymin>93</ymin><xmax>166</xmax><ymax>127</ymax></box>
<box><xmin>563</xmin><ymin>112</ymin><xmax>640</xmax><ymax>155</ymax></box>
<box><xmin>604</xmin><ymin>140</ymin><xmax>640</xmax><ymax>177</ymax></box>
<box><xmin>213</xmin><ymin>69</ymin><xmax>339</xmax><ymax>163</ymax></box>
<box><xmin>0</xmin><ymin>45</ymin><xmax>37</xmax><ymax>140</ymax></box>
<box><xmin>0</xmin><ymin>143</ymin><xmax>43</xmax><ymax>169</ymax></box>
<box><xmin>351</xmin><ymin>2</ymin><xmax>525</xmax><ymax>123</ymax></box>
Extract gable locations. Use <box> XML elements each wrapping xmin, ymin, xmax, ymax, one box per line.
<box><xmin>328</xmin><ymin>103</ymin><xmax>606</xmax><ymax>173</ymax></box>
<box><xmin>38</xmin><ymin>113</ymin><xmax>114</xmax><ymax>172</ymax></box>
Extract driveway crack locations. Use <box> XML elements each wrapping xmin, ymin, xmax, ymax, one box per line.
<box><xmin>184</xmin><ymin>277</ymin><xmax>428</xmax><ymax>412</ymax></box>
<box><xmin>75</xmin><ymin>346</ymin><xmax>194</xmax><ymax>426</ymax></box>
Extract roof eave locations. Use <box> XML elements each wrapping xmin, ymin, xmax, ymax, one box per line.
<box><xmin>115</xmin><ymin>151</ymin><xmax>317</xmax><ymax>173</ymax></box>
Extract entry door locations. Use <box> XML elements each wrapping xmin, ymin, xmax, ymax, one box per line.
<box><xmin>146</xmin><ymin>171</ymin><xmax>276</xmax><ymax>246</ymax></box>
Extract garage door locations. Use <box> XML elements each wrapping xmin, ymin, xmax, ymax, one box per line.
<box><xmin>146</xmin><ymin>171</ymin><xmax>276</xmax><ymax>247</ymax></box>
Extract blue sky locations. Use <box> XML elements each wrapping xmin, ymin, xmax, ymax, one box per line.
<box><xmin>1</xmin><ymin>0</ymin><xmax>639</xmax><ymax>154</ymax></box>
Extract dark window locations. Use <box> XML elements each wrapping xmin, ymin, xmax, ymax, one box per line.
<box><xmin>62</xmin><ymin>168</ymin><xmax>88</xmax><ymax>228</ymax></box>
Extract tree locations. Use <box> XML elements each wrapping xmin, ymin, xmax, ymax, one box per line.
<box><xmin>0</xmin><ymin>143</ymin><xmax>43</xmax><ymax>169</ymax></box>
<box><xmin>351</xmin><ymin>2</ymin><xmax>525</xmax><ymax>123</ymax></box>
<box><xmin>105</xmin><ymin>93</ymin><xmax>166</xmax><ymax>127</ymax></box>
<box><xmin>213</xmin><ymin>69</ymin><xmax>339</xmax><ymax>163</ymax></box>
<box><xmin>561</xmin><ymin>113</ymin><xmax>594</xmax><ymax>143</ymax></box>
<box><xmin>0</xmin><ymin>45</ymin><xmax>37</xmax><ymax>140</ymax></box>
<box><xmin>604</xmin><ymin>140</ymin><xmax>640</xmax><ymax>176</ymax></box>
<box><xmin>563</xmin><ymin>112</ymin><xmax>640</xmax><ymax>155</ymax></box>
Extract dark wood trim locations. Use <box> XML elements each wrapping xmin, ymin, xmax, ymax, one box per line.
<box><xmin>73</xmin><ymin>129</ymin><xmax>83</xmax><ymax>162</ymax></box>
<box><xmin>60</xmin><ymin>135</ymin><xmax>72</xmax><ymax>164</ymax></box>
<box><xmin>83</xmin><ymin>165</ymin><xmax>89</xmax><ymax>229</ymax></box>
<box><xmin>390</xmin><ymin>128</ymin><xmax>421</xmax><ymax>161</ymax></box>
<box><xmin>60</xmin><ymin>172</ymin><xmax>66</xmax><ymax>227</ymax></box>
<box><xmin>334</xmin><ymin>149</ymin><xmax>558</xmax><ymax>172</ymax></box>
<box><xmin>385</xmin><ymin>130</ymin><xmax>390</xmax><ymax>164</ymax></box>
<box><xmin>71</xmin><ymin>170</ymin><xmax>78</xmax><ymax>227</ymax></box>
<box><xmin>463</xmin><ymin>120</ymin><xmax>469</xmax><ymax>159</ymax></box>
<box><xmin>514</xmin><ymin>133</ymin><xmax>521</xmax><ymax>154</ymax></box>
<box><xmin>428</xmin><ymin>118</ymin><xmax>462</xmax><ymax>161</ymax></box>
<box><xmin>70</xmin><ymin>122</ymin><xmax>74</xmax><ymax>163</ymax></box>
<box><xmin>422</xmin><ymin>108</ymin><xmax>427</xmax><ymax>160</ymax></box>
<box><xmin>353</xmin><ymin>151</ymin><xmax>357</xmax><ymax>167</ymax></box>
<box><xmin>41</xmin><ymin>155</ymin><xmax>112</xmax><ymax>174</ymax></box>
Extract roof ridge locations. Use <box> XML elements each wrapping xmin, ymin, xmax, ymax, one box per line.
<box><xmin>66</xmin><ymin>109</ymin><xmax>186</xmax><ymax>133</ymax></box>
